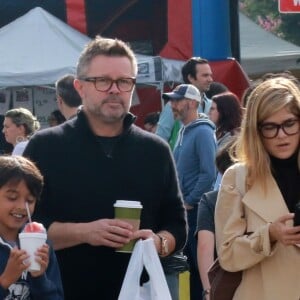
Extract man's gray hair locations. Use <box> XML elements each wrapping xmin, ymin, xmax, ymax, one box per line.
<box><xmin>76</xmin><ymin>36</ymin><xmax>138</xmax><ymax>78</ymax></box>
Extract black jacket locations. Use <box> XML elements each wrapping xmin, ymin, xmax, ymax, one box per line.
<box><xmin>24</xmin><ymin>111</ymin><xmax>187</xmax><ymax>300</ymax></box>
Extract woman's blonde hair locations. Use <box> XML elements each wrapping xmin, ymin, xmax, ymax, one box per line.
<box><xmin>234</xmin><ymin>77</ymin><xmax>300</xmax><ymax>189</ymax></box>
<box><xmin>5</xmin><ymin>107</ymin><xmax>40</xmax><ymax>138</ymax></box>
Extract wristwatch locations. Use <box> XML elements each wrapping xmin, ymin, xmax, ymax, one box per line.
<box><xmin>157</xmin><ymin>234</ymin><xmax>169</xmax><ymax>256</ymax></box>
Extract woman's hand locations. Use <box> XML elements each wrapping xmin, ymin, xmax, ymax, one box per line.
<box><xmin>269</xmin><ymin>213</ymin><xmax>300</xmax><ymax>245</ymax></box>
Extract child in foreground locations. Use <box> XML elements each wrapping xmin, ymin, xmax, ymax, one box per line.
<box><xmin>0</xmin><ymin>156</ymin><xmax>64</xmax><ymax>299</ymax></box>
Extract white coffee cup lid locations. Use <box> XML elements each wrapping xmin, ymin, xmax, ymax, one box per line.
<box><xmin>114</xmin><ymin>200</ymin><xmax>143</xmax><ymax>209</ymax></box>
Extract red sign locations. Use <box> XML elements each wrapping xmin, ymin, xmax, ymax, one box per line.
<box><xmin>279</xmin><ymin>0</ymin><xmax>300</xmax><ymax>13</ymax></box>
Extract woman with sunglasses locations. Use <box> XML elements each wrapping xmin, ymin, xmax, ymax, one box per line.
<box><xmin>215</xmin><ymin>77</ymin><xmax>300</xmax><ymax>300</ymax></box>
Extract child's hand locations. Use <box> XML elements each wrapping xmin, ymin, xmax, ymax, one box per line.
<box><xmin>30</xmin><ymin>244</ymin><xmax>49</xmax><ymax>277</ymax></box>
<box><xmin>0</xmin><ymin>248</ymin><xmax>29</xmax><ymax>289</ymax></box>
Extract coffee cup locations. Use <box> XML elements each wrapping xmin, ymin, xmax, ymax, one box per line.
<box><xmin>114</xmin><ymin>200</ymin><xmax>143</xmax><ymax>253</ymax></box>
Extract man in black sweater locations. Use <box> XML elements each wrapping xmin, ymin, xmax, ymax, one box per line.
<box><xmin>24</xmin><ymin>36</ymin><xmax>187</xmax><ymax>300</ymax></box>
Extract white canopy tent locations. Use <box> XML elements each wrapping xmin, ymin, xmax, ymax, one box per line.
<box><xmin>240</xmin><ymin>13</ymin><xmax>300</xmax><ymax>77</ymax></box>
<box><xmin>0</xmin><ymin>7</ymin><xmax>170</xmax><ymax>89</ymax></box>
<box><xmin>0</xmin><ymin>7</ymin><xmax>94</xmax><ymax>127</ymax></box>
<box><xmin>0</xmin><ymin>7</ymin><xmax>166</xmax><ymax>126</ymax></box>
<box><xmin>0</xmin><ymin>7</ymin><xmax>91</xmax><ymax>87</ymax></box>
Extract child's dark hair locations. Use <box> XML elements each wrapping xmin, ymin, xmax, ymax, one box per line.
<box><xmin>0</xmin><ymin>156</ymin><xmax>43</xmax><ymax>200</ymax></box>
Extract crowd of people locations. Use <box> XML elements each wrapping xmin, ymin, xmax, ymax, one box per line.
<box><xmin>0</xmin><ymin>35</ymin><xmax>299</xmax><ymax>300</ymax></box>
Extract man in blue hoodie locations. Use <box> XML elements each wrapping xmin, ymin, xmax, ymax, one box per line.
<box><xmin>156</xmin><ymin>57</ymin><xmax>213</xmax><ymax>145</ymax></box>
<box><xmin>163</xmin><ymin>84</ymin><xmax>217</xmax><ymax>300</ymax></box>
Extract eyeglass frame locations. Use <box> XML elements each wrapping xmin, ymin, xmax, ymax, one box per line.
<box><xmin>258</xmin><ymin>117</ymin><xmax>300</xmax><ymax>139</ymax></box>
<box><xmin>78</xmin><ymin>76</ymin><xmax>136</xmax><ymax>92</ymax></box>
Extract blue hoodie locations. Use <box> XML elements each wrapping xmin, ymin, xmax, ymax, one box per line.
<box><xmin>173</xmin><ymin>117</ymin><xmax>216</xmax><ymax>206</ymax></box>
<box><xmin>0</xmin><ymin>234</ymin><xmax>64</xmax><ymax>300</ymax></box>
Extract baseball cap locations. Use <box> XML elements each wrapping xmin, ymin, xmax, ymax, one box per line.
<box><xmin>162</xmin><ymin>84</ymin><xmax>201</xmax><ymax>102</ymax></box>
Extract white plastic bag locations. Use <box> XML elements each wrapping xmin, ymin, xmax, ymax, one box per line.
<box><xmin>118</xmin><ymin>238</ymin><xmax>172</xmax><ymax>300</ymax></box>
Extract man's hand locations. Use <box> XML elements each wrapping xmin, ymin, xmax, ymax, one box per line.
<box><xmin>133</xmin><ymin>229</ymin><xmax>176</xmax><ymax>256</ymax></box>
<box><xmin>83</xmin><ymin>219</ymin><xmax>134</xmax><ymax>248</ymax></box>
<box><xmin>132</xmin><ymin>229</ymin><xmax>159</xmax><ymax>251</ymax></box>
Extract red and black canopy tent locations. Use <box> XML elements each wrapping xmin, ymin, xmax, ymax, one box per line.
<box><xmin>0</xmin><ymin>0</ymin><xmax>249</xmax><ymax>126</ymax></box>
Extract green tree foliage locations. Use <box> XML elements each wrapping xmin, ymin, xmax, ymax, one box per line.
<box><xmin>240</xmin><ymin>0</ymin><xmax>300</xmax><ymax>46</ymax></box>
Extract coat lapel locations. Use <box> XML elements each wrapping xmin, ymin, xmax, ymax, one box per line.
<box><xmin>242</xmin><ymin>175</ymin><xmax>289</xmax><ymax>223</ymax></box>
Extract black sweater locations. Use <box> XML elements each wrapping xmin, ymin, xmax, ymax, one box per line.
<box><xmin>270</xmin><ymin>151</ymin><xmax>300</xmax><ymax>212</ymax></box>
<box><xmin>24</xmin><ymin>111</ymin><xmax>187</xmax><ymax>300</ymax></box>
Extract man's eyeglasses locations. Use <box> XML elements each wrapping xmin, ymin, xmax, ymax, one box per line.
<box><xmin>79</xmin><ymin>76</ymin><xmax>136</xmax><ymax>92</ymax></box>
<box><xmin>259</xmin><ymin>118</ymin><xmax>300</xmax><ymax>139</ymax></box>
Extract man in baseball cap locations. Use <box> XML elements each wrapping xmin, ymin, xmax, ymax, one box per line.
<box><xmin>156</xmin><ymin>58</ymin><xmax>213</xmax><ymax>146</ymax></box>
<box><xmin>162</xmin><ymin>84</ymin><xmax>202</xmax><ymax>123</ymax></box>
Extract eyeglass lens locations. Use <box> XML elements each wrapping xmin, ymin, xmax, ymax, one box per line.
<box><xmin>260</xmin><ymin>118</ymin><xmax>299</xmax><ymax>138</ymax></box>
<box><xmin>94</xmin><ymin>78</ymin><xmax>135</xmax><ymax>92</ymax></box>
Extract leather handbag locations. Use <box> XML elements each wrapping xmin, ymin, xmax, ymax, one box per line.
<box><xmin>208</xmin><ymin>259</ymin><xmax>242</xmax><ymax>300</ymax></box>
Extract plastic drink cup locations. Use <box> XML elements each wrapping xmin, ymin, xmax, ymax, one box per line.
<box><xmin>114</xmin><ymin>200</ymin><xmax>143</xmax><ymax>253</ymax></box>
<box><xmin>19</xmin><ymin>223</ymin><xmax>47</xmax><ymax>271</ymax></box>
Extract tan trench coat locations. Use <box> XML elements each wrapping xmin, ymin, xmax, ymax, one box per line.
<box><xmin>215</xmin><ymin>163</ymin><xmax>300</xmax><ymax>300</ymax></box>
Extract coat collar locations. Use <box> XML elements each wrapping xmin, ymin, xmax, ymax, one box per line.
<box><xmin>74</xmin><ymin>110</ymin><xmax>136</xmax><ymax>137</ymax></box>
<box><xmin>242</xmin><ymin>175</ymin><xmax>289</xmax><ymax>223</ymax></box>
